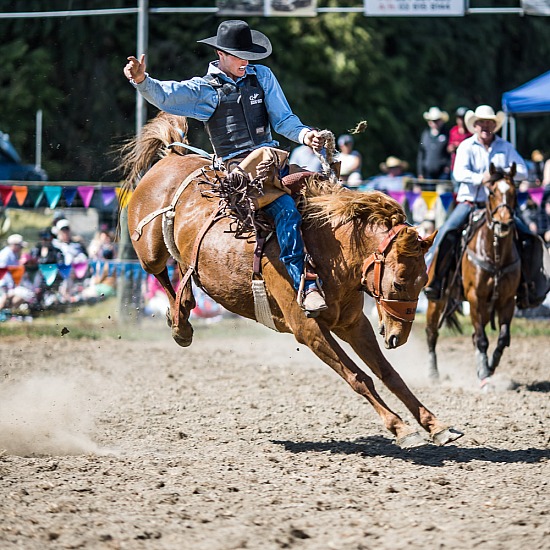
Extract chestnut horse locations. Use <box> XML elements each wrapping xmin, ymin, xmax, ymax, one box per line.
<box><xmin>119</xmin><ymin>113</ymin><xmax>463</xmax><ymax>448</ymax></box>
<box><xmin>426</xmin><ymin>165</ymin><xmax>522</xmax><ymax>387</ymax></box>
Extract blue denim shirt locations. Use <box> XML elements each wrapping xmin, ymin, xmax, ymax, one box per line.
<box><xmin>133</xmin><ymin>62</ymin><xmax>310</xmax><ymax>160</ymax></box>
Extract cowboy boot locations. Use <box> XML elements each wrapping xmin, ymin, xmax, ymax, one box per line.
<box><xmin>424</xmin><ymin>238</ymin><xmax>457</xmax><ymax>300</ymax></box>
<box><xmin>301</xmin><ymin>288</ymin><xmax>328</xmax><ymax>317</ymax></box>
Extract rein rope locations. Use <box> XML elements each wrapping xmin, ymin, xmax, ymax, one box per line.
<box><xmin>313</xmin><ymin>130</ymin><xmax>339</xmax><ymax>186</ymax></box>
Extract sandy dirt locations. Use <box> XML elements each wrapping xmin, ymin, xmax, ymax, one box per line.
<box><xmin>0</xmin><ymin>314</ymin><xmax>549</xmax><ymax>550</ymax></box>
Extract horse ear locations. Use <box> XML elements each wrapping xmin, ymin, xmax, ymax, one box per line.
<box><xmin>489</xmin><ymin>163</ymin><xmax>496</xmax><ymax>175</ymax></box>
<box><xmin>509</xmin><ymin>162</ymin><xmax>516</xmax><ymax>178</ymax></box>
<box><xmin>421</xmin><ymin>230</ymin><xmax>437</xmax><ymax>252</ymax></box>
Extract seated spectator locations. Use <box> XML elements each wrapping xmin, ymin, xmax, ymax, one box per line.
<box><xmin>367</xmin><ymin>156</ymin><xmax>413</xmax><ymax>192</ymax></box>
<box><xmin>52</xmin><ymin>219</ymin><xmax>88</xmax><ymax>265</ymax></box>
<box><xmin>88</xmin><ymin>225</ymin><xmax>117</xmax><ymax>261</ymax></box>
<box><xmin>337</xmin><ymin>134</ymin><xmax>362</xmax><ymax>184</ymax></box>
<box><xmin>289</xmin><ymin>144</ymin><xmax>323</xmax><ymax>172</ymax></box>
<box><xmin>0</xmin><ymin>234</ymin><xmax>36</xmax><ymax>312</ymax></box>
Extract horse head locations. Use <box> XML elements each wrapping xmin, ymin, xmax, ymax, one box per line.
<box><xmin>362</xmin><ymin>225</ymin><xmax>435</xmax><ymax>349</ymax></box>
<box><xmin>486</xmin><ymin>163</ymin><xmax>517</xmax><ymax>238</ymax></box>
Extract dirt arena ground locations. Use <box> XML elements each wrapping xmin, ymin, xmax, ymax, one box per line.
<box><xmin>1</xmin><ymin>315</ymin><xmax>549</xmax><ymax>550</ymax></box>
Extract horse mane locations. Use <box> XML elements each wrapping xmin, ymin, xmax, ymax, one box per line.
<box><xmin>117</xmin><ymin>112</ymin><xmax>190</xmax><ymax>189</ymax></box>
<box><xmin>302</xmin><ymin>177</ymin><xmax>407</xmax><ymax>230</ymax></box>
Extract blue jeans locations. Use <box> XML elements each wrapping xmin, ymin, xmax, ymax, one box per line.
<box><xmin>262</xmin><ymin>194</ymin><xmax>317</xmax><ymax>292</ymax></box>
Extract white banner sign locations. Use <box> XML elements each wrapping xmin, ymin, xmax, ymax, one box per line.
<box><xmin>522</xmin><ymin>0</ymin><xmax>550</xmax><ymax>15</ymax></box>
<box><xmin>365</xmin><ymin>0</ymin><xmax>465</xmax><ymax>17</ymax></box>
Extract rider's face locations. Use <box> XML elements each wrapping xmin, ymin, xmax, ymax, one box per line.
<box><xmin>475</xmin><ymin>119</ymin><xmax>497</xmax><ymax>139</ymax></box>
<box><xmin>217</xmin><ymin>51</ymin><xmax>248</xmax><ymax>81</ymax></box>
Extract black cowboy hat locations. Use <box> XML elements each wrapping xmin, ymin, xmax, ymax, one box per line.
<box><xmin>197</xmin><ymin>20</ymin><xmax>272</xmax><ymax>61</ymax></box>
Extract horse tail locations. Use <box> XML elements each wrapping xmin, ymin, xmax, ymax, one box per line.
<box><xmin>444</xmin><ymin>311</ymin><xmax>463</xmax><ymax>334</ymax></box>
<box><xmin>116</xmin><ymin>112</ymin><xmax>190</xmax><ymax>195</ymax></box>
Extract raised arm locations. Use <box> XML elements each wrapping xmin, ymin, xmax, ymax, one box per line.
<box><xmin>124</xmin><ymin>54</ymin><xmax>147</xmax><ymax>84</ymax></box>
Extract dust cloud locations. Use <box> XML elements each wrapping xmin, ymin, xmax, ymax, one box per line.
<box><xmin>0</xmin><ymin>375</ymin><xmax>106</xmax><ymax>456</ymax></box>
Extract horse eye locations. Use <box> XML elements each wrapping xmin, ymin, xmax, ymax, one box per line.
<box><xmin>394</xmin><ymin>282</ymin><xmax>404</xmax><ymax>291</ymax></box>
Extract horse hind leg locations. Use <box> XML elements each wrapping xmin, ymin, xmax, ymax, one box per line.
<box><xmin>170</xmin><ymin>277</ymin><xmax>196</xmax><ymax>348</ymax></box>
<box><xmin>152</xmin><ymin>268</ymin><xmax>196</xmax><ymax>347</ymax></box>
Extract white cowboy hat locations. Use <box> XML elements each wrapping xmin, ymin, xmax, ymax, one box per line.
<box><xmin>464</xmin><ymin>105</ymin><xmax>505</xmax><ymax>134</ymax></box>
<box><xmin>380</xmin><ymin>156</ymin><xmax>409</xmax><ymax>172</ymax></box>
<box><xmin>423</xmin><ymin>106</ymin><xmax>449</xmax><ymax>123</ymax></box>
<box><xmin>7</xmin><ymin>233</ymin><xmax>28</xmax><ymax>247</ymax></box>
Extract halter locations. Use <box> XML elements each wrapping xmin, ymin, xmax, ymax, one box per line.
<box><xmin>360</xmin><ymin>224</ymin><xmax>419</xmax><ymax>323</ymax></box>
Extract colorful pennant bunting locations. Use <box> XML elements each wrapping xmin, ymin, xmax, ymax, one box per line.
<box><xmin>12</xmin><ymin>186</ymin><xmax>28</xmax><ymax>206</ymax></box>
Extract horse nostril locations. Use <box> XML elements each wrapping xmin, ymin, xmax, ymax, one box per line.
<box><xmin>388</xmin><ymin>335</ymin><xmax>398</xmax><ymax>348</ymax></box>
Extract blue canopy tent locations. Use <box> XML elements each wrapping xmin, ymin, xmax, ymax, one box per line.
<box><xmin>502</xmin><ymin>70</ymin><xmax>550</xmax><ymax>147</ymax></box>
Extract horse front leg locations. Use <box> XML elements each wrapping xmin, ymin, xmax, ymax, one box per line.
<box><xmin>489</xmin><ymin>301</ymin><xmax>515</xmax><ymax>375</ymax></box>
<box><xmin>291</xmin><ymin>318</ymin><xmax>427</xmax><ymax>448</ymax></box>
<box><xmin>425</xmin><ymin>299</ymin><xmax>445</xmax><ymax>381</ymax></box>
<box><xmin>335</xmin><ymin>314</ymin><xmax>464</xmax><ymax>447</ymax></box>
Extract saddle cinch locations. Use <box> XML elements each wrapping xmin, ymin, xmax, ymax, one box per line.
<box><xmin>131</xmin><ymin>146</ymin><xmax>328</xmax><ymax>329</ymax></box>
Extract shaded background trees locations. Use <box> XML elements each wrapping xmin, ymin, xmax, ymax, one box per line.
<box><xmin>2</xmin><ymin>0</ymin><xmax>550</xmax><ymax>181</ymax></box>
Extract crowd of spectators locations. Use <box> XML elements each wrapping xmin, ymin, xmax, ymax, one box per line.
<box><xmin>0</xmin><ymin>215</ymin><xmax>225</xmax><ymax>321</ymax></box>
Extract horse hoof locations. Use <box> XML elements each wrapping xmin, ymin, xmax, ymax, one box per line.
<box><xmin>480</xmin><ymin>377</ymin><xmax>493</xmax><ymax>392</ymax></box>
<box><xmin>432</xmin><ymin>427</ymin><xmax>464</xmax><ymax>446</ymax></box>
<box><xmin>396</xmin><ymin>431</ymin><xmax>428</xmax><ymax>449</ymax></box>
<box><xmin>172</xmin><ymin>326</ymin><xmax>193</xmax><ymax>347</ymax></box>
<box><xmin>428</xmin><ymin>369</ymin><xmax>440</xmax><ymax>382</ymax></box>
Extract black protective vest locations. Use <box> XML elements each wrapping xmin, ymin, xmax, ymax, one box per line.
<box><xmin>204</xmin><ymin>73</ymin><xmax>272</xmax><ymax>159</ymax></box>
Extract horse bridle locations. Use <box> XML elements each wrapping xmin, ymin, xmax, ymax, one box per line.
<box><xmin>360</xmin><ymin>224</ymin><xmax>419</xmax><ymax>323</ymax></box>
<box><xmin>486</xmin><ymin>180</ymin><xmax>516</xmax><ymax>238</ymax></box>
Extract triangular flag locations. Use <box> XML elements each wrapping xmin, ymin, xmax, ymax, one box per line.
<box><xmin>63</xmin><ymin>187</ymin><xmax>78</xmax><ymax>206</ymax></box>
<box><xmin>0</xmin><ymin>267</ymin><xmax>7</xmax><ymax>280</ymax></box>
<box><xmin>405</xmin><ymin>191</ymin><xmax>421</xmax><ymax>209</ymax></box>
<box><xmin>44</xmin><ymin>186</ymin><xmax>63</xmax><ymax>209</ymax></box>
<box><xmin>439</xmin><ymin>192</ymin><xmax>455</xmax><ymax>212</ymax></box>
<box><xmin>39</xmin><ymin>264</ymin><xmax>58</xmax><ymax>286</ymax></box>
<box><xmin>8</xmin><ymin>265</ymin><xmax>25</xmax><ymax>285</ymax></box>
<box><xmin>57</xmin><ymin>263</ymin><xmax>73</xmax><ymax>280</ymax></box>
<box><xmin>421</xmin><ymin>191</ymin><xmax>439</xmax><ymax>211</ymax></box>
<box><xmin>387</xmin><ymin>190</ymin><xmax>406</xmax><ymax>204</ymax></box>
<box><xmin>0</xmin><ymin>185</ymin><xmax>14</xmax><ymax>206</ymax></box>
<box><xmin>73</xmin><ymin>262</ymin><xmax>88</xmax><ymax>279</ymax></box>
<box><xmin>116</xmin><ymin>188</ymin><xmax>132</xmax><ymax>209</ymax></box>
<box><xmin>78</xmin><ymin>186</ymin><xmax>95</xmax><ymax>208</ymax></box>
<box><xmin>12</xmin><ymin>186</ymin><xmax>28</xmax><ymax>206</ymax></box>
<box><xmin>528</xmin><ymin>187</ymin><xmax>544</xmax><ymax>206</ymax></box>
<box><xmin>101</xmin><ymin>188</ymin><xmax>117</xmax><ymax>206</ymax></box>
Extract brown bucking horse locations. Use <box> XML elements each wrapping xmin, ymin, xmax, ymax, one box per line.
<box><xmin>119</xmin><ymin>112</ymin><xmax>463</xmax><ymax>448</ymax></box>
<box><xmin>426</xmin><ymin>164</ymin><xmax>522</xmax><ymax>388</ymax></box>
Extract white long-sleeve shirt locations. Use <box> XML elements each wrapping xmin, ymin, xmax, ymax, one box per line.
<box><xmin>452</xmin><ymin>134</ymin><xmax>527</xmax><ymax>203</ymax></box>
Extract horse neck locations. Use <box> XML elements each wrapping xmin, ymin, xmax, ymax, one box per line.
<box><xmin>335</xmin><ymin>222</ymin><xmax>388</xmax><ymax>274</ymax></box>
